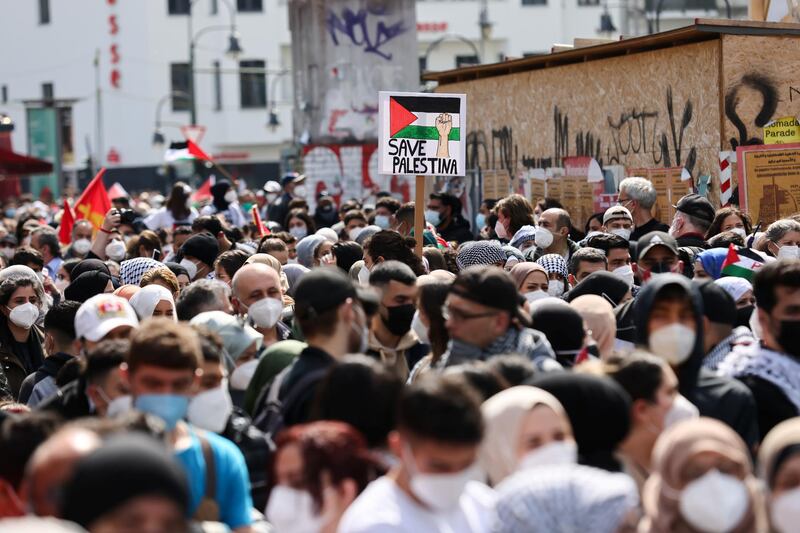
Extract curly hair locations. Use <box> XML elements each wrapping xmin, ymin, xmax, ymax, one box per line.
<box><xmin>363</xmin><ymin>230</ymin><xmax>424</xmax><ymax>275</ymax></box>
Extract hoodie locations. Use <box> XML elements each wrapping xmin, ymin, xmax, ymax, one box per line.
<box><xmin>633</xmin><ymin>274</ymin><xmax>759</xmax><ymax>450</ymax></box>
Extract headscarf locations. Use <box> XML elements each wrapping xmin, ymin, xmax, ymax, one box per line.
<box><xmin>190</xmin><ymin>310</ymin><xmax>262</xmax><ymax>362</ymax></box>
<box><xmin>570</xmin><ymin>295</ymin><xmax>616</xmax><ymax>360</ymax></box>
<box><xmin>315</xmin><ymin>227</ymin><xmax>339</xmax><ymax>244</ymax></box>
<box><xmin>355</xmin><ymin>225</ymin><xmax>381</xmax><ymax>246</ymax></box>
<box><xmin>64</xmin><ymin>271</ymin><xmax>112</xmax><ymax>303</ymax></box>
<box><xmin>530</xmin><ymin>373</ymin><xmax>631</xmax><ymax>472</ymax></box>
<box><xmin>129</xmin><ymin>284</ymin><xmax>176</xmax><ymax>321</ymax></box>
<box><xmin>758</xmin><ymin>418</ymin><xmax>800</xmax><ymax>489</ymax></box>
<box><xmin>456</xmin><ymin>240</ymin><xmax>506</xmax><ymax>270</ymax></box>
<box><xmin>0</xmin><ymin>265</ymin><xmax>44</xmax><ymax>295</ymax></box>
<box><xmin>565</xmin><ymin>271</ymin><xmax>630</xmax><ymax>307</ymax></box>
<box><xmin>61</xmin><ymin>434</ymin><xmax>189</xmax><ymax>528</ymax></box>
<box><xmin>509</xmin><ymin>262</ymin><xmax>548</xmax><ymax>291</ymax></box>
<box><xmin>536</xmin><ymin>254</ymin><xmax>568</xmax><ymax>279</ymax></box>
<box><xmin>210</xmin><ymin>179</ymin><xmax>232</xmax><ymax>211</ymax></box>
<box><xmin>113</xmin><ymin>284</ymin><xmax>141</xmax><ymax>301</ymax></box>
<box><xmin>697</xmin><ymin>248</ymin><xmax>729</xmax><ymax>280</ymax></box>
<box><xmin>295</xmin><ymin>235</ymin><xmax>326</xmax><ymax>268</ymax></box>
<box><xmin>243</xmin><ymin>339</ymin><xmax>306</xmax><ymax>416</ymax></box>
<box><xmin>492</xmin><ymin>464</ymin><xmax>639</xmax><ymax>533</ymax></box>
<box><xmin>282</xmin><ymin>263</ymin><xmax>310</xmax><ymax>297</ymax></box>
<box><xmin>502</xmin><ymin>245</ymin><xmax>525</xmax><ymax>265</ymax></box>
<box><xmin>715</xmin><ymin>277</ymin><xmax>753</xmax><ymax>303</ymax></box>
<box><xmin>642</xmin><ymin>417</ymin><xmax>762</xmax><ymax>533</ymax></box>
<box><xmin>480</xmin><ymin>386</ymin><xmax>572</xmax><ymax>485</ymax></box>
<box><xmin>70</xmin><ymin>259</ymin><xmax>111</xmax><ymax>279</ymax></box>
<box><xmin>530</xmin><ymin>302</ymin><xmax>585</xmax><ymax>365</ymax></box>
<box><xmin>509</xmin><ymin>225</ymin><xmax>537</xmax><ymax>250</ymax></box>
<box><xmin>120</xmin><ymin>257</ymin><xmax>163</xmax><ymax>286</ymax></box>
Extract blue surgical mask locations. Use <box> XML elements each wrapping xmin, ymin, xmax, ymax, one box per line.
<box><xmin>424</xmin><ymin>210</ymin><xmax>441</xmax><ymax>226</ymax></box>
<box><xmin>374</xmin><ymin>214</ymin><xmax>391</xmax><ymax>229</ymax></box>
<box><xmin>475</xmin><ymin>213</ymin><xmax>486</xmax><ymax>229</ymax></box>
<box><xmin>134</xmin><ymin>394</ymin><xmax>189</xmax><ymax>430</ymax></box>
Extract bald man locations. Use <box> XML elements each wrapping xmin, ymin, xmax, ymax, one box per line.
<box><xmin>534</xmin><ymin>208</ymin><xmax>581</xmax><ymax>260</ymax></box>
<box><xmin>231</xmin><ymin>263</ymin><xmax>292</xmax><ymax>348</ymax></box>
<box><xmin>23</xmin><ymin>427</ymin><xmax>102</xmax><ymax>517</ymax></box>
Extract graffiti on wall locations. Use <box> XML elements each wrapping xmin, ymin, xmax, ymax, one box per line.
<box><xmin>724</xmin><ymin>73</ymin><xmax>779</xmax><ymax>150</ymax></box>
<box><xmin>326</xmin><ymin>5</ymin><xmax>409</xmax><ymax>60</ymax></box>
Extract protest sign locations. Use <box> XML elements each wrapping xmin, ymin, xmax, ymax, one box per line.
<box><xmin>764</xmin><ymin>117</ymin><xmax>800</xmax><ymax>145</ymax></box>
<box><xmin>737</xmin><ymin>143</ymin><xmax>800</xmax><ymax>225</ymax></box>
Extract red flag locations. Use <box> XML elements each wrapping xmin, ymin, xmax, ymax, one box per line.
<box><xmin>58</xmin><ymin>199</ymin><xmax>75</xmax><ymax>245</ymax></box>
<box><xmin>74</xmin><ymin>168</ymin><xmax>111</xmax><ymax>230</ymax></box>
<box><xmin>252</xmin><ymin>206</ymin><xmax>269</xmax><ymax>237</ymax></box>
<box><xmin>187</xmin><ymin>140</ymin><xmax>212</xmax><ymax>161</ymax></box>
<box><xmin>191</xmin><ymin>176</ymin><xmax>214</xmax><ymax>202</ymax></box>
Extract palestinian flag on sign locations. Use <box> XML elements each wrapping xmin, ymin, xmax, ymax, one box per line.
<box><xmin>389</xmin><ymin>95</ymin><xmax>461</xmax><ymax>141</ymax></box>
<box><xmin>165</xmin><ymin>140</ymin><xmax>212</xmax><ymax>162</ymax></box>
<box><xmin>721</xmin><ymin>244</ymin><xmax>763</xmax><ymax>281</ymax></box>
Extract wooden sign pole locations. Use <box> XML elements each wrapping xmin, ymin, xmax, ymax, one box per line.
<box><xmin>414</xmin><ymin>175</ymin><xmax>425</xmax><ymax>257</ymax></box>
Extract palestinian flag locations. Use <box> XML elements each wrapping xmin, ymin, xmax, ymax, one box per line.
<box><xmin>165</xmin><ymin>140</ymin><xmax>212</xmax><ymax>162</ymax></box>
<box><xmin>721</xmin><ymin>244</ymin><xmax>763</xmax><ymax>280</ymax></box>
<box><xmin>389</xmin><ymin>95</ymin><xmax>461</xmax><ymax>141</ymax></box>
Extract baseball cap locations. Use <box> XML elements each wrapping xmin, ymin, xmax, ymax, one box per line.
<box><xmin>190</xmin><ymin>311</ymin><xmax>262</xmax><ymax>361</ymax></box>
<box><xmin>75</xmin><ymin>294</ymin><xmax>139</xmax><ymax>342</ymax></box>
<box><xmin>674</xmin><ymin>193</ymin><xmax>715</xmax><ymax>225</ymax></box>
<box><xmin>603</xmin><ymin>205</ymin><xmax>633</xmax><ymax>225</ymax></box>
<box><xmin>293</xmin><ymin>268</ymin><xmax>378</xmax><ymax>321</ymax></box>
<box><xmin>263</xmin><ymin>180</ymin><xmax>281</xmax><ymax>194</ymax></box>
<box><xmin>280</xmin><ymin>172</ymin><xmax>306</xmax><ymax>188</ymax></box>
<box><xmin>180</xmin><ymin>233</ymin><xmax>219</xmax><ymax>267</ymax></box>
<box><xmin>694</xmin><ymin>280</ymin><xmax>736</xmax><ymax>326</ymax></box>
<box><xmin>636</xmin><ymin>231</ymin><xmax>679</xmax><ymax>260</ymax></box>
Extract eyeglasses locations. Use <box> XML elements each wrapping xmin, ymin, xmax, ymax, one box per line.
<box><xmin>441</xmin><ymin>304</ymin><xmax>498</xmax><ymax>322</ymax></box>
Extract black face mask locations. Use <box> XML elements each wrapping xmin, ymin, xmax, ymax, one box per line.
<box><xmin>777</xmin><ymin>319</ymin><xmax>800</xmax><ymax>359</ymax></box>
<box><xmin>735</xmin><ymin>305</ymin><xmax>754</xmax><ymax>329</ymax></box>
<box><xmin>381</xmin><ymin>304</ymin><xmax>416</xmax><ymax>336</ymax></box>
<box><xmin>649</xmin><ymin>261</ymin><xmax>674</xmax><ymax>274</ymax></box>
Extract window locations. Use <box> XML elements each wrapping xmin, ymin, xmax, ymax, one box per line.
<box><xmin>239</xmin><ymin>60</ymin><xmax>266</xmax><ymax>109</ymax></box>
<box><xmin>237</xmin><ymin>0</ymin><xmax>263</xmax><ymax>12</ymax></box>
<box><xmin>577</xmin><ymin>0</ymin><xmax>600</xmax><ymax>5</ymax></box>
<box><xmin>39</xmin><ymin>0</ymin><xmax>50</xmax><ymax>24</ymax></box>
<box><xmin>211</xmin><ymin>0</ymin><xmax>218</xmax><ymax>14</ymax></box>
<box><xmin>168</xmin><ymin>0</ymin><xmax>190</xmax><ymax>15</ymax></box>
<box><xmin>213</xmin><ymin>60</ymin><xmax>222</xmax><ymax>111</ymax></box>
<box><xmin>455</xmin><ymin>55</ymin><xmax>479</xmax><ymax>68</ymax></box>
<box><xmin>1</xmin><ymin>86</ymin><xmax>7</xmax><ymax>104</ymax></box>
<box><xmin>42</xmin><ymin>82</ymin><xmax>54</xmax><ymax>102</ymax></box>
<box><xmin>170</xmin><ymin>63</ymin><xmax>190</xmax><ymax>111</ymax></box>
<box><xmin>521</xmin><ymin>0</ymin><xmax>547</xmax><ymax>5</ymax></box>
<box><xmin>419</xmin><ymin>56</ymin><xmax>428</xmax><ymax>73</ymax></box>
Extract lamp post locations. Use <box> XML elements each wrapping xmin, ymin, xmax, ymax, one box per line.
<box><xmin>422</xmin><ymin>34</ymin><xmax>482</xmax><ymax>73</ymax></box>
<box><xmin>187</xmin><ymin>0</ymin><xmax>242</xmax><ymax>126</ymax></box>
<box><xmin>267</xmin><ymin>69</ymin><xmax>290</xmax><ymax>132</ymax></box>
<box><xmin>152</xmin><ymin>91</ymin><xmax>190</xmax><ymax>148</ymax></box>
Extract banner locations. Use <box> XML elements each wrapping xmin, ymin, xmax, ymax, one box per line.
<box><xmin>737</xmin><ymin>143</ymin><xmax>800</xmax><ymax>225</ymax></box>
<box><xmin>26</xmin><ymin>107</ymin><xmax>61</xmax><ymax>199</ymax></box>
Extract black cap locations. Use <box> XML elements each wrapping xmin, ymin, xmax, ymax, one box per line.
<box><xmin>637</xmin><ymin>231</ymin><xmax>679</xmax><ymax>260</ymax></box>
<box><xmin>694</xmin><ymin>279</ymin><xmax>736</xmax><ymax>325</ymax></box>
<box><xmin>0</xmin><ymin>235</ymin><xmax>17</xmax><ymax>246</ymax></box>
<box><xmin>180</xmin><ymin>233</ymin><xmax>219</xmax><ymax>267</ymax></box>
<box><xmin>674</xmin><ymin>193</ymin><xmax>715</xmax><ymax>225</ymax></box>
<box><xmin>294</xmin><ymin>268</ymin><xmax>377</xmax><ymax>320</ymax></box>
<box><xmin>281</xmin><ymin>172</ymin><xmax>306</xmax><ymax>187</ymax></box>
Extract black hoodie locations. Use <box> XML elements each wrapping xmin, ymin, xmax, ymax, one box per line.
<box><xmin>633</xmin><ymin>274</ymin><xmax>760</xmax><ymax>451</ymax></box>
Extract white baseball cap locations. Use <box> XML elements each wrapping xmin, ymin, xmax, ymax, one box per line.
<box><xmin>75</xmin><ymin>294</ymin><xmax>140</xmax><ymax>342</ymax></box>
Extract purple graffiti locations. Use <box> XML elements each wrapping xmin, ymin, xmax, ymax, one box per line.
<box><xmin>326</xmin><ymin>7</ymin><xmax>407</xmax><ymax>60</ymax></box>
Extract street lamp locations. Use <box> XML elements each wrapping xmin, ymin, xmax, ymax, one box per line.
<box><xmin>187</xmin><ymin>0</ymin><xmax>242</xmax><ymax>125</ymax></box>
<box><xmin>422</xmin><ymin>34</ymin><xmax>482</xmax><ymax>73</ymax></box>
<box><xmin>267</xmin><ymin>69</ymin><xmax>290</xmax><ymax>131</ymax></box>
<box><xmin>152</xmin><ymin>90</ymin><xmax>189</xmax><ymax>147</ymax></box>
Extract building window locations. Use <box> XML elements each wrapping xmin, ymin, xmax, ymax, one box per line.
<box><xmin>455</xmin><ymin>55</ymin><xmax>479</xmax><ymax>68</ymax></box>
<box><xmin>42</xmin><ymin>82</ymin><xmax>54</xmax><ymax>102</ymax></box>
<box><xmin>170</xmin><ymin>63</ymin><xmax>190</xmax><ymax>111</ymax></box>
<box><xmin>211</xmin><ymin>0</ymin><xmax>218</xmax><ymax>14</ymax></box>
<box><xmin>213</xmin><ymin>60</ymin><xmax>222</xmax><ymax>111</ymax></box>
<box><xmin>521</xmin><ymin>0</ymin><xmax>547</xmax><ymax>5</ymax></box>
<box><xmin>577</xmin><ymin>0</ymin><xmax>600</xmax><ymax>5</ymax></box>
<box><xmin>237</xmin><ymin>0</ymin><xmax>263</xmax><ymax>12</ymax></box>
<box><xmin>419</xmin><ymin>56</ymin><xmax>428</xmax><ymax>73</ymax></box>
<box><xmin>239</xmin><ymin>59</ymin><xmax>266</xmax><ymax>108</ymax></box>
<box><xmin>168</xmin><ymin>0</ymin><xmax>190</xmax><ymax>15</ymax></box>
<box><xmin>1</xmin><ymin>86</ymin><xmax>7</xmax><ymax>104</ymax></box>
<box><xmin>39</xmin><ymin>0</ymin><xmax>51</xmax><ymax>24</ymax></box>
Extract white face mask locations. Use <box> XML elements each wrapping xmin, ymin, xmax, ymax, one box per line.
<box><xmin>525</xmin><ymin>289</ymin><xmax>549</xmax><ymax>304</ymax></box>
<box><xmin>663</xmin><ymin>393</ymin><xmax>699</xmax><ymax>428</ymax></box>
<box><xmin>374</xmin><ymin>215</ymin><xmax>391</xmax><ymax>229</ymax></box>
<box><xmin>106</xmin><ymin>394</ymin><xmax>132</xmax><ymax>418</ymax></box>
<box><xmin>73</xmin><ymin>238</ymin><xmax>91</xmax><ymax>255</ymax></box>
<box><xmin>293</xmin><ymin>184</ymin><xmax>307</xmax><ymax>198</ymax></box>
<box><xmin>534</xmin><ymin>226</ymin><xmax>554</xmax><ymax>249</ymax></box>
<box><xmin>679</xmin><ymin>470</ymin><xmax>749</xmax><ymax>533</ymax></box>
<box><xmin>230</xmin><ymin>359</ymin><xmax>259</xmax><ymax>390</ymax></box>
<box><xmin>105</xmin><ymin>240</ymin><xmax>126</xmax><ymax>262</ymax></box>
<box><xmin>224</xmin><ymin>190</ymin><xmax>238</xmax><ymax>204</ymax></box>
<box><xmin>265</xmin><ymin>486</ymin><xmax>325</xmax><ymax>533</ymax></box>
<box><xmin>547</xmin><ymin>279</ymin><xmax>565</xmax><ymax>297</ymax></box>
<box><xmin>772</xmin><ymin>487</ymin><xmax>800</xmax><ymax>533</ymax></box>
<box><xmin>411</xmin><ymin>310</ymin><xmax>429</xmax><ymax>344</ymax></box>
<box><xmin>612</xmin><ymin>264</ymin><xmax>635</xmax><ymax>288</ymax></box>
<box><xmin>287</xmin><ymin>258</ymin><xmax>298</xmax><ymax>265</ymax></box>
<box><xmin>55</xmin><ymin>278</ymin><xmax>69</xmax><ymax>293</ymax></box>
<box><xmin>289</xmin><ymin>226</ymin><xmax>308</xmax><ymax>240</ymax></box>
<box><xmin>179</xmin><ymin>258</ymin><xmax>198</xmax><ymax>280</ymax></box>
<box><xmin>517</xmin><ymin>440</ymin><xmax>577</xmax><ymax>471</ymax></box>
<box><xmin>246</xmin><ymin>297</ymin><xmax>283</xmax><ymax>329</ymax></box>
<box><xmin>495</xmin><ymin>220</ymin><xmax>508</xmax><ymax>239</ymax></box>
<box><xmin>187</xmin><ymin>383</ymin><xmax>233</xmax><ymax>433</ymax></box>
<box><xmin>609</xmin><ymin>227</ymin><xmax>632</xmax><ymax>241</ymax></box>
<box><xmin>266</xmin><ymin>193</ymin><xmax>277</xmax><ymax>203</ymax></box>
<box><xmin>649</xmin><ymin>323</ymin><xmax>696</xmax><ymax>366</ymax></box>
<box><xmin>778</xmin><ymin>244</ymin><xmax>800</xmax><ymax>261</ymax></box>
<box><xmin>730</xmin><ymin>227</ymin><xmax>747</xmax><ymax>239</ymax></box>
<box><xmin>348</xmin><ymin>227</ymin><xmax>364</xmax><ymax>242</ymax></box>
<box><xmin>358</xmin><ymin>264</ymin><xmax>370</xmax><ymax>286</ymax></box>
<box><xmin>8</xmin><ymin>302</ymin><xmax>39</xmax><ymax>329</ymax></box>
<box><xmin>407</xmin><ymin>455</ymin><xmax>481</xmax><ymax>512</ymax></box>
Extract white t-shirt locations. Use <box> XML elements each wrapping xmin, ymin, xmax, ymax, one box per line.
<box><xmin>143</xmin><ymin>206</ymin><xmax>198</xmax><ymax>230</ymax></box>
<box><xmin>337</xmin><ymin>477</ymin><xmax>495</xmax><ymax>533</ymax></box>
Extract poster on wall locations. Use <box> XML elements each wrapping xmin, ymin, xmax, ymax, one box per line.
<box><xmin>378</xmin><ymin>91</ymin><xmax>466</xmax><ymax>177</ymax></box>
<box><xmin>26</xmin><ymin>107</ymin><xmax>61</xmax><ymax>200</ymax></box>
<box><xmin>737</xmin><ymin>143</ymin><xmax>800</xmax><ymax>226</ymax></box>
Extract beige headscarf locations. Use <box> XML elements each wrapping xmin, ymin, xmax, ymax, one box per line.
<box><xmin>479</xmin><ymin>385</ymin><xmax>572</xmax><ymax>486</ymax></box>
<box><xmin>570</xmin><ymin>295</ymin><xmax>616</xmax><ymax>360</ymax></box>
<box><xmin>758</xmin><ymin>417</ymin><xmax>800</xmax><ymax>489</ymax></box>
<box><xmin>642</xmin><ymin>417</ymin><xmax>765</xmax><ymax>533</ymax></box>
<box><xmin>509</xmin><ymin>262</ymin><xmax>548</xmax><ymax>291</ymax></box>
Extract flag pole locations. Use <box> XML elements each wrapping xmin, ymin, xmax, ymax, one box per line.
<box><xmin>415</xmin><ymin>175</ymin><xmax>425</xmax><ymax>257</ymax></box>
<box><xmin>208</xmin><ymin>160</ymin><xmax>236</xmax><ymax>183</ymax></box>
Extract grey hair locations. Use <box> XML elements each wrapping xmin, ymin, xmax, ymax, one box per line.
<box><xmin>765</xmin><ymin>219</ymin><xmax>800</xmax><ymax>243</ymax></box>
<box><xmin>619</xmin><ymin>177</ymin><xmax>657</xmax><ymax>209</ymax></box>
<box><xmin>175</xmin><ymin>279</ymin><xmax>231</xmax><ymax>321</ymax></box>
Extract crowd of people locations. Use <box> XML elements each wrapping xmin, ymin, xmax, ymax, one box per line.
<box><xmin>1</xmin><ymin>172</ymin><xmax>800</xmax><ymax>532</ymax></box>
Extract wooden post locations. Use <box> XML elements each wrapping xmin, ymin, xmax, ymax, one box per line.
<box><xmin>415</xmin><ymin>175</ymin><xmax>425</xmax><ymax>257</ymax></box>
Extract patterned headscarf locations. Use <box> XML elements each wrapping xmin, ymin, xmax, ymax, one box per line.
<box><xmin>456</xmin><ymin>240</ymin><xmax>506</xmax><ymax>270</ymax></box>
<box><xmin>509</xmin><ymin>225</ymin><xmax>537</xmax><ymax>250</ymax></box>
<box><xmin>536</xmin><ymin>254</ymin><xmax>568</xmax><ymax>279</ymax></box>
<box><xmin>120</xmin><ymin>258</ymin><xmax>163</xmax><ymax>286</ymax></box>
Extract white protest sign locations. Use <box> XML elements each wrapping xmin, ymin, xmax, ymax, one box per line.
<box><xmin>378</xmin><ymin>91</ymin><xmax>466</xmax><ymax>176</ymax></box>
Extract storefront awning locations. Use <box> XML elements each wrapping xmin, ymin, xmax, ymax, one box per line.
<box><xmin>0</xmin><ymin>147</ymin><xmax>53</xmax><ymax>175</ymax></box>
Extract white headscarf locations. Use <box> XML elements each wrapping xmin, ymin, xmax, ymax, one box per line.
<box><xmin>129</xmin><ymin>284</ymin><xmax>176</xmax><ymax>321</ymax></box>
<box><xmin>715</xmin><ymin>276</ymin><xmax>753</xmax><ymax>303</ymax></box>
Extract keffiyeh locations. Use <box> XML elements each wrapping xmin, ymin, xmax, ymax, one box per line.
<box><xmin>509</xmin><ymin>225</ymin><xmax>537</xmax><ymax>250</ymax></box>
<box><xmin>120</xmin><ymin>257</ymin><xmax>163</xmax><ymax>286</ymax></box>
<box><xmin>456</xmin><ymin>240</ymin><xmax>506</xmax><ymax>270</ymax></box>
<box><xmin>536</xmin><ymin>254</ymin><xmax>568</xmax><ymax>279</ymax></box>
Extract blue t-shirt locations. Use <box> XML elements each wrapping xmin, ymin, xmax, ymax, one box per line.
<box><xmin>175</xmin><ymin>427</ymin><xmax>253</xmax><ymax>529</ymax></box>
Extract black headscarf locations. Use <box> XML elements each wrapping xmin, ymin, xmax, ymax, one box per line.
<box><xmin>64</xmin><ymin>271</ymin><xmax>112</xmax><ymax>303</ymax></box>
<box><xmin>565</xmin><ymin>271</ymin><xmax>630</xmax><ymax>307</ymax></box>
<box><xmin>211</xmin><ymin>179</ymin><xmax>232</xmax><ymax>212</ymax></box>
<box><xmin>529</xmin><ymin>372</ymin><xmax>631</xmax><ymax>472</ymax></box>
<box><xmin>70</xmin><ymin>259</ymin><xmax>111</xmax><ymax>279</ymax></box>
<box><xmin>61</xmin><ymin>434</ymin><xmax>189</xmax><ymax>528</ymax></box>
<box><xmin>530</xmin><ymin>301</ymin><xmax>585</xmax><ymax>367</ymax></box>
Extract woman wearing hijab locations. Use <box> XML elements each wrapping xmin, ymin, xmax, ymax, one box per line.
<box><xmin>715</xmin><ymin>277</ymin><xmax>756</xmax><ymax>330</ymax></box>
<box><xmin>534</xmin><ymin>254</ymin><xmax>570</xmax><ymax>297</ymax></box>
<box><xmin>530</xmin><ymin>302</ymin><xmax>588</xmax><ymax>367</ymax></box>
<box><xmin>641</xmin><ymin>417</ymin><xmax>766</xmax><ymax>533</ymax></box>
<box><xmin>119</xmin><ymin>257</ymin><xmax>163</xmax><ymax>286</ymax></box>
<box><xmin>758</xmin><ymin>418</ymin><xmax>800</xmax><ymax>533</ymax></box>
<box><xmin>509</xmin><ymin>263</ymin><xmax>551</xmax><ymax>302</ymax></box>
<box><xmin>693</xmin><ymin>248</ymin><xmax>729</xmax><ymax>280</ymax></box>
<box><xmin>570</xmin><ymin>295</ymin><xmax>616</xmax><ymax>360</ymax></box>
<box><xmin>530</xmin><ymin>372</ymin><xmax>631</xmax><ymax>472</ymax></box>
<box><xmin>63</xmin><ymin>271</ymin><xmax>114</xmax><ymax>303</ymax></box>
<box><xmin>282</xmin><ymin>263</ymin><xmax>309</xmax><ymax>297</ymax></box>
<box><xmin>129</xmin><ymin>285</ymin><xmax>176</xmax><ymax>321</ymax></box>
<box><xmin>70</xmin><ymin>258</ymin><xmax>112</xmax><ymax>280</ymax></box>
<box><xmin>480</xmin><ymin>386</ymin><xmax>576</xmax><ymax>486</ymax></box>
<box><xmin>295</xmin><ymin>234</ymin><xmax>329</xmax><ymax>269</ymax></box>
<box><xmin>200</xmin><ymin>179</ymin><xmax>246</xmax><ymax>228</ymax></box>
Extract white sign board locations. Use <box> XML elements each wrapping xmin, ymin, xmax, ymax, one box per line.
<box><xmin>378</xmin><ymin>91</ymin><xmax>466</xmax><ymax>176</ymax></box>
